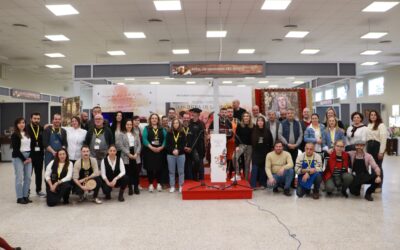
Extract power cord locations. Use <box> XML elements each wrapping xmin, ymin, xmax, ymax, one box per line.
<box><xmin>246</xmin><ymin>200</ymin><xmax>302</xmax><ymax>250</ymax></box>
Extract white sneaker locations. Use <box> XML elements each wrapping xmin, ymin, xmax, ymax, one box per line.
<box><xmin>157</xmin><ymin>183</ymin><xmax>162</xmax><ymax>192</ymax></box>
<box><xmin>179</xmin><ymin>186</ymin><xmax>183</xmax><ymax>193</ymax></box>
<box><xmin>169</xmin><ymin>187</ymin><xmax>175</xmax><ymax>193</ymax></box>
<box><xmin>230</xmin><ymin>175</ymin><xmax>241</xmax><ymax>181</ymax></box>
<box><xmin>149</xmin><ymin>184</ymin><xmax>154</xmax><ymax>192</ymax></box>
<box><xmin>93</xmin><ymin>198</ymin><xmax>102</xmax><ymax>204</ymax></box>
<box><xmin>138</xmin><ymin>185</ymin><xmax>143</xmax><ymax>190</ymax></box>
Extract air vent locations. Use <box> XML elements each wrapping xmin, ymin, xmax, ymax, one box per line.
<box><xmin>148</xmin><ymin>18</ymin><xmax>163</xmax><ymax>23</ymax></box>
<box><xmin>284</xmin><ymin>24</ymin><xmax>298</xmax><ymax>28</ymax></box>
<box><xmin>13</xmin><ymin>23</ymin><xmax>28</xmax><ymax>28</ymax></box>
<box><xmin>379</xmin><ymin>40</ymin><xmax>392</xmax><ymax>44</ymax></box>
<box><xmin>272</xmin><ymin>38</ymin><xmax>283</xmax><ymax>42</ymax></box>
<box><xmin>159</xmin><ymin>39</ymin><xmax>170</xmax><ymax>42</ymax></box>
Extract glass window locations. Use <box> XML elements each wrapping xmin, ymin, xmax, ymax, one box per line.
<box><xmin>325</xmin><ymin>89</ymin><xmax>334</xmax><ymax>100</ymax></box>
<box><xmin>368</xmin><ymin>77</ymin><xmax>384</xmax><ymax>96</ymax></box>
<box><xmin>336</xmin><ymin>86</ymin><xmax>347</xmax><ymax>100</ymax></box>
<box><xmin>393</xmin><ymin>105</ymin><xmax>400</xmax><ymax>116</ymax></box>
<box><xmin>315</xmin><ymin>92</ymin><xmax>322</xmax><ymax>102</ymax></box>
<box><xmin>356</xmin><ymin>81</ymin><xmax>363</xmax><ymax>98</ymax></box>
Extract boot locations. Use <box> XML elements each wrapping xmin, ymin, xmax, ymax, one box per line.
<box><xmin>134</xmin><ymin>185</ymin><xmax>140</xmax><ymax>195</ymax></box>
<box><xmin>118</xmin><ymin>189</ymin><xmax>125</xmax><ymax>202</ymax></box>
<box><xmin>128</xmin><ymin>186</ymin><xmax>134</xmax><ymax>196</ymax></box>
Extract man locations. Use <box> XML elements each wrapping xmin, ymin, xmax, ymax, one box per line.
<box><xmin>88</xmin><ymin>106</ymin><xmax>110</xmax><ymax>130</ymax></box>
<box><xmin>348</xmin><ymin>140</ymin><xmax>382</xmax><ymax>201</ymax></box>
<box><xmin>43</xmin><ymin>114</ymin><xmax>68</xmax><ymax>167</ymax></box>
<box><xmin>161</xmin><ymin>115</ymin><xmax>169</xmax><ymax>129</ymax></box>
<box><xmin>167</xmin><ymin>107</ymin><xmax>176</xmax><ymax>126</ymax></box>
<box><xmin>266</xmin><ymin>111</ymin><xmax>282</xmax><ymax>145</ymax></box>
<box><xmin>182</xmin><ymin>113</ymin><xmax>194</xmax><ymax>179</ymax></box>
<box><xmin>27</xmin><ymin>112</ymin><xmax>46</xmax><ymax>197</ymax></box>
<box><xmin>266</xmin><ymin>141</ymin><xmax>294</xmax><ymax>196</ymax></box>
<box><xmin>279</xmin><ymin>108</ymin><xmax>303</xmax><ymax>174</ymax></box>
<box><xmin>251</xmin><ymin>105</ymin><xmax>266</xmax><ymax>124</ymax></box>
<box><xmin>226</xmin><ymin>106</ymin><xmax>239</xmax><ymax>178</ymax></box>
<box><xmin>300</xmin><ymin>108</ymin><xmax>311</xmax><ymax>151</ymax></box>
<box><xmin>232</xmin><ymin>99</ymin><xmax>246</xmax><ymax>120</ymax></box>
<box><xmin>295</xmin><ymin>142</ymin><xmax>323</xmax><ymax>199</ymax></box>
<box><xmin>80</xmin><ymin>112</ymin><xmax>89</xmax><ymax>131</ymax></box>
<box><xmin>85</xmin><ymin>114</ymin><xmax>114</xmax><ymax>167</ymax></box>
<box><xmin>278</xmin><ymin>109</ymin><xmax>287</xmax><ymax>122</ymax></box>
<box><xmin>188</xmin><ymin>108</ymin><xmax>206</xmax><ymax>182</ymax></box>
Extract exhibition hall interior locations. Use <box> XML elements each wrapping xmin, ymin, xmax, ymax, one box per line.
<box><xmin>1</xmin><ymin>0</ymin><xmax>400</xmax><ymax>249</ymax></box>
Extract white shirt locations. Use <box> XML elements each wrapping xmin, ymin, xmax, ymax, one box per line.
<box><xmin>64</xmin><ymin>127</ymin><xmax>87</xmax><ymax>160</ymax></box>
<box><xmin>45</xmin><ymin>160</ymin><xmax>73</xmax><ymax>183</ymax></box>
<box><xmin>127</xmin><ymin>132</ymin><xmax>135</xmax><ymax>147</ymax></box>
<box><xmin>100</xmin><ymin>156</ymin><xmax>126</xmax><ymax>180</ymax></box>
<box><xmin>20</xmin><ymin>132</ymin><xmax>31</xmax><ymax>152</ymax></box>
<box><xmin>367</xmin><ymin>123</ymin><xmax>388</xmax><ymax>154</ymax></box>
<box><xmin>308</xmin><ymin>124</ymin><xmax>322</xmax><ymax>152</ymax></box>
<box><xmin>346</xmin><ymin>125</ymin><xmax>368</xmax><ymax>145</ymax></box>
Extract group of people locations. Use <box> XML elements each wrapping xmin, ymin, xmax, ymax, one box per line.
<box><xmin>10</xmin><ymin>101</ymin><xmax>387</xmax><ymax>207</ymax></box>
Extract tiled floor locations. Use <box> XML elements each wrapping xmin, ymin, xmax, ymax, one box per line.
<box><xmin>1</xmin><ymin>156</ymin><xmax>399</xmax><ymax>250</ymax></box>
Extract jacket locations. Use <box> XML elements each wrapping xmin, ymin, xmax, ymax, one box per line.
<box><xmin>116</xmin><ymin>132</ymin><xmax>142</xmax><ymax>165</ymax></box>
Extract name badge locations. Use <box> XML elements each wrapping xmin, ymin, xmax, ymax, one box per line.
<box><xmin>95</xmin><ymin>138</ymin><xmax>102</xmax><ymax>144</ymax></box>
<box><xmin>35</xmin><ymin>146</ymin><xmax>41</xmax><ymax>152</ymax></box>
<box><xmin>152</xmin><ymin>140</ymin><xmax>160</xmax><ymax>146</ymax></box>
<box><xmin>94</xmin><ymin>145</ymin><xmax>100</xmax><ymax>150</ymax></box>
<box><xmin>258</xmin><ymin>137</ymin><xmax>264</xmax><ymax>144</ymax></box>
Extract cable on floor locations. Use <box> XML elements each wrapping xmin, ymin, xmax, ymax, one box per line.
<box><xmin>246</xmin><ymin>200</ymin><xmax>302</xmax><ymax>250</ymax></box>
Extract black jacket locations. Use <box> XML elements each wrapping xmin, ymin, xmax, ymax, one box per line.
<box><xmin>27</xmin><ymin>124</ymin><xmax>44</xmax><ymax>152</ymax></box>
<box><xmin>85</xmin><ymin>126</ymin><xmax>114</xmax><ymax>147</ymax></box>
<box><xmin>11</xmin><ymin>133</ymin><xmax>31</xmax><ymax>161</ymax></box>
<box><xmin>165</xmin><ymin>130</ymin><xmax>187</xmax><ymax>155</ymax></box>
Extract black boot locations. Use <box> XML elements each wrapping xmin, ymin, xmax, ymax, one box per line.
<box><xmin>341</xmin><ymin>189</ymin><xmax>349</xmax><ymax>198</ymax></box>
<box><xmin>134</xmin><ymin>185</ymin><xmax>140</xmax><ymax>195</ymax></box>
<box><xmin>118</xmin><ymin>189</ymin><xmax>125</xmax><ymax>202</ymax></box>
<box><xmin>128</xmin><ymin>186</ymin><xmax>134</xmax><ymax>196</ymax></box>
<box><xmin>24</xmin><ymin>197</ymin><xmax>33</xmax><ymax>203</ymax></box>
<box><xmin>17</xmin><ymin>198</ymin><xmax>27</xmax><ymax>204</ymax></box>
<box><xmin>365</xmin><ymin>193</ymin><xmax>373</xmax><ymax>201</ymax></box>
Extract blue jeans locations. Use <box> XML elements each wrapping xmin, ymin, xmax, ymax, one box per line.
<box><xmin>167</xmin><ymin>154</ymin><xmax>186</xmax><ymax>187</ymax></box>
<box><xmin>250</xmin><ymin>162</ymin><xmax>267</xmax><ymax>188</ymax></box>
<box><xmin>269</xmin><ymin>168</ymin><xmax>294</xmax><ymax>190</ymax></box>
<box><xmin>12</xmin><ymin>152</ymin><xmax>32</xmax><ymax>199</ymax></box>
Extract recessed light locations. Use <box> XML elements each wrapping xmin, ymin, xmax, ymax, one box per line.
<box><xmin>237</xmin><ymin>84</ymin><xmax>246</xmax><ymax>87</ymax></box>
<box><xmin>362</xmin><ymin>1</ymin><xmax>399</xmax><ymax>12</ymax></box>
<box><xmin>45</xmin><ymin>35</ymin><xmax>70</xmax><ymax>41</ymax></box>
<box><xmin>124</xmin><ymin>32</ymin><xmax>146</xmax><ymax>39</ymax></box>
<box><xmin>44</xmin><ymin>53</ymin><xmax>65</xmax><ymax>58</ymax></box>
<box><xmin>186</xmin><ymin>81</ymin><xmax>196</xmax><ymax>84</ymax></box>
<box><xmin>206</xmin><ymin>31</ymin><xmax>227</xmax><ymax>38</ymax></box>
<box><xmin>150</xmin><ymin>81</ymin><xmax>160</xmax><ymax>85</ymax></box>
<box><xmin>164</xmin><ymin>77</ymin><xmax>174</xmax><ymax>80</ymax></box>
<box><xmin>268</xmin><ymin>85</ymin><xmax>279</xmax><ymax>88</ymax></box>
<box><xmin>301</xmin><ymin>49</ymin><xmax>320</xmax><ymax>55</ymax></box>
<box><xmin>125</xmin><ymin>78</ymin><xmax>135</xmax><ymax>81</ymax></box>
<box><xmin>258</xmin><ymin>80</ymin><xmax>269</xmax><ymax>84</ymax></box>
<box><xmin>172</xmin><ymin>49</ymin><xmax>190</xmax><ymax>54</ymax></box>
<box><xmin>361</xmin><ymin>50</ymin><xmax>382</xmax><ymax>55</ymax></box>
<box><xmin>245</xmin><ymin>77</ymin><xmax>256</xmax><ymax>79</ymax></box>
<box><xmin>107</xmin><ymin>50</ymin><xmax>126</xmax><ymax>56</ymax></box>
<box><xmin>222</xmin><ymin>81</ymin><xmax>233</xmax><ymax>84</ymax></box>
<box><xmin>46</xmin><ymin>4</ymin><xmax>79</xmax><ymax>16</ymax></box>
<box><xmin>285</xmin><ymin>31</ymin><xmax>309</xmax><ymax>38</ymax></box>
<box><xmin>261</xmin><ymin>0</ymin><xmax>292</xmax><ymax>10</ymax></box>
<box><xmin>293</xmin><ymin>81</ymin><xmax>305</xmax><ymax>84</ymax></box>
<box><xmin>46</xmin><ymin>64</ymin><xmax>63</xmax><ymax>69</ymax></box>
<box><xmin>116</xmin><ymin>82</ymin><xmax>125</xmax><ymax>85</ymax></box>
<box><xmin>361</xmin><ymin>62</ymin><xmax>379</xmax><ymax>66</ymax></box>
<box><xmin>237</xmin><ymin>49</ymin><xmax>255</xmax><ymax>54</ymax></box>
<box><xmin>154</xmin><ymin>1</ymin><xmax>182</xmax><ymax>11</ymax></box>
<box><xmin>361</xmin><ymin>32</ymin><xmax>388</xmax><ymax>39</ymax></box>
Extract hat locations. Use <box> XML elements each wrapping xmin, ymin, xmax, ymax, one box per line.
<box><xmin>189</xmin><ymin>107</ymin><xmax>202</xmax><ymax>114</ymax></box>
<box><xmin>354</xmin><ymin>140</ymin><xmax>366</xmax><ymax>145</ymax></box>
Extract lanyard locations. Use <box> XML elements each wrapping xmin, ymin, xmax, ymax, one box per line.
<box><xmin>57</xmin><ymin>164</ymin><xmax>63</xmax><ymax>178</ymax></box>
<box><xmin>153</xmin><ymin>128</ymin><xmax>159</xmax><ymax>139</ymax></box>
<box><xmin>30</xmin><ymin>124</ymin><xmax>40</xmax><ymax>141</ymax></box>
<box><xmin>304</xmin><ymin>155</ymin><xmax>314</xmax><ymax>169</ymax></box>
<box><xmin>183</xmin><ymin>127</ymin><xmax>189</xmax><ymax>136</ymax></box>
<box><xmin>330</xmin><ymin>128</ymin><xmax>335</xmax><ymax>145</ymax></box>
<box><xmin>52</xmin><ymin>127</ymin><xmax>61</xmax><ymax>135</ymax></box>
<box><xmin>173</xmin><ymin>131</ymin><xmax>180</xmax><ymax>148</ymax></box>
<box><xmin>81</xmin><ymin>158</ymin><xmax>92</xmax><ymax>170</ymax></box>
<box><xmin>94</xmin><ymin>128</ymin><xmax>103</xmax><ymax>137</ymax></box>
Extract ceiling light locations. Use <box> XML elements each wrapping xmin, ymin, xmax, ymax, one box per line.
<box><xmin>46</xmin><ymin>4</ymin><xmax>79</xmax><ymax>16</ymax></box>
<box><xmin>107</xmin><ymin>50</ymin><xmax>126</xmax><ymax>56</ymax></box>
<box><xmin>286</xmin><ymin>76</ymin><xmax>295</xmax><ymax>80</ymax></box>
<box><xmin>222</xmin><ymin>81</ymin><xmax>233</xmax><ymax>84</ymax></box>
<box><xmin>45</xmin><ymin>35</ymin><xmax>70</xmax><ymax>41</ymax></box>
<box><xmin>261</xmin><ymin>0</ymin><xmax>292</xmax><ymax>10</ymax></box>
<box><xmin>258</xmin><ymin>80</ymin><xmax>269</xmax><ymax>84</ymax></box>
<box><xmin>206</xmin><ymin>31</ymin><xmax>227</xmax><ymax>38</ymax></box>
<box><xmin>268</xmin><ymin>85</ymin><xmax>279</xmax><ymax>88</ymax></box>
<box><xmin>361</xmin><ymin>62</ymin><xmax>379</xmax><ymax>66</ymax></box>
<box><xmin>125</xmin><ymin>78</ymin><xmax>135</xmax><ymax>81</ymax></box>
<box><xmin>186</xmin><ymin>81</ymin><xmax>196</xmax><ymax>84</ymax></box>
<box><xmin>361</xmin><ymin>32</ymin><xmax>388</xmax><ymax>39</ymax></box>
<box><xmin>172</xmin><ymin>49</ymin><xmax>190</xmax><ymax>54</ymax></box>
<box><xmin>154</xmin><ymin>1</ymin><xmax>182</xmax><ymax>11</ymax></box>
<box><xmin>124</xmin><ymin>32</ymin><xmax>146</xmax><ymax>39</ymax></box>
<box><xmin>237</xmin><ymin>49</ymin><xmax>255</xmax><ymax>54</ymax></box>
<box><xmin>361</xmin><ymin>50</ymin><xmax>382</xmax><ymax>55</ymax></box>
<box><xmin>237</xmin><ymin>84</ymin><xmax>246</xmax><ymax>87</ymax></box>
<box><xmin>245</xmin><ymin>77</ymin><xmax>256</xmax><ymax>79</ymax></box>
<box><xmin>46</xmin><ymin>64</ymin><xmax>62</xmax><ymax>69</ymax></box>
<box><xmin>301</xmin><ymin>49</ymin><xmax>320</xmax><ymax>55</ymax></box>
<box><xmin>293</xmin><ymin>81</ymin><xmax>304</xmax><ymax>84</ymax></box>
<box><xmin>116</xmin><ymin>82</ymin><xmax>125</xmax><ymax>85</ymax></box>
<box><xmin>362</xmin><ymin>1</ymin><xmax>399</xmax><ymax>12</ymax></box>
<box><xmin>285</xmin><ymin>31</ymin><xmax>309</xmax><ymax>38</ymax></box>
<box><xmin>44</xmin><ymin>53</ymin><xmax>65</xmax><ymax>58</ymax></box>
<box><xmin>150</xmin><ymin>81</ymin><xmax>160</xmax><ymax>85</ymax></box>
<box><xmin>164</xmin><ymin>77</ymin><xmax>174</xmax><ymax>80</ymax></box>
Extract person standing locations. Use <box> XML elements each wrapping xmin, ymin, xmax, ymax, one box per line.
<box><xmin>304</xmin><ymin>113</ymin><xmax>325</xmax><ymax>158</ymax></box>
<box><xmin>27</xmin><ymin>112</ymin><xmax>45</xmax><ymax>198</ymax></box>
<box><xmin>346</xmin><ymin>112</ymin><xmax>367</xmax><ymax>151</ymax></box>
<box><xmin>232</xmin><ymin>99</ymin><xmax>246</xmax><ymax>120</ymax></box>
<box><xmin>182</xmin><ymin>113</ymin><xmax>194</xmax><ymax>180</ymax></box>
<box><xmin>43</xmin><ymin>114</ymin><xmax>68</xmax><ymax>167</ymax></box>
<box><xmin>233</xmin><ymin>112</ymin><xmax>253</xmax><ymax>181</ymax></box>
<box><xmin>251</xmin><ymin>105</ymin><xmax>266</xmax><ymax>124</ymax></box>
<box><xmin>300</xmin><ymin>108</ymin><xmax>311</xmax><ymax>151</ymax></box>
<box><xmin>266</xmin><ymin>111</ymin><xmax>282</xmax><ymax>146</ymax></box>
<box><xmin>188</xmin><ymin>108</ymin><xmax>206</xmax><ymax>182</ymax></box>
<box><xmin>366</xmin><ymin>110</ymin><xmax>387</xmax><ymax>192</ymax></box>
<box><xmin>64</xmin><ymin>116</ymin><xmax>87</xmax><ymax>165</ymax></box>
<box><xmin>80</xmin><ymin>112</ymin><xmax>89</xmax><ymax>131</ymax></box>
<box><xmin>322</xmin><ymin>117</ymin><xmax>346</xmax><ymax>155</ymax></box>
<box><xmin>225</xmin><ymin>106</ymin><xmax>239</xmax><ymax>179</ymax></box>
<box><xmin>323</xmin><ymin>107</ymin><xmax>345</xmax><ymax>130</ymax></box>
<box><xmin>11</xmin><ymin>117</ymin><xmax>33</xmax><ymax>204</ymax></box>
<box><xmin>88</xmin><ymin>106</ymin><xmax>110</xmax><ymax>130</ymax></box>
<box><xmin>111</xmin><ymin>111</ymin><xmax>125</xmax><ymax>156</ymax></box>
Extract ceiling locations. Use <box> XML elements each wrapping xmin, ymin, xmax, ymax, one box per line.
<box><xmin>1</xmin><ymin>0</ymin><xmax>400</xmax><ymax>86</ymax></box>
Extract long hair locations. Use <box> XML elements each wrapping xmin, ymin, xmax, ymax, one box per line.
<box><xmin>13</xmin><ymin>117</ymin><xmax>30</xmax><ymax>139</ymax></box>
<box><xmin>111</xmin><ymin>111</ymin><xmax>125</xmax><ymax>133</ymax></box>
<box><xmin>368</xmin><ymin>110</ymin><xmax>382</xmax><ymax>130</ymax></box>
<box><xmin>240</xmin><ymin>111</ymin><xmax>253</xmax><ymax>128</ymax></box>
<box><xmin>324</xmin><ymin>107</ymin><xmax>338</xmax><ymax>123</ymax></box>
<box><xmin>169</xmin><ymin>118</ymin><xmax>182</xmax><ymax>133</ymax></box>
<box><xmin>252</xmin><ymin>116</ymin><xmax>266</xmax><ymax>146</ymax></box>
<box><xmin>148</xmin><ymin>113</ymin><xmax>161</xmax><ymax>128</ymax></box>
<box><xmin>54</xmin><ymin>148</ymin><xmax>70</xmax><ymax>172</ymax></box>
<box><xmin>122</xmin><ymin>118</ymin><xmax>134</xmax><ymax>133</ymax></box>
<box><xmin>325</xmin><ymin>116</ymin><xmax>338</xmax><ymax>132</ymax></box>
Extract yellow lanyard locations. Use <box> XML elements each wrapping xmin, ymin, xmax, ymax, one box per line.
<box><xmin>153</xmin><ymin>128</ymin><xmax>159</xmax><ymax>139</ymax></box>
<box><xmin>30</xmin><ymin>124</ymin><xmax>40</xmax><ymax>141</ymax></box>
<box><xmin>183</xmin><ymin>127</ymin><xmax>189</xmax><ymax>136</ymax></box>
<box><xmin>52</xmin><ymin>127</ymin><xmax>61</xmax><ymax>135</ymax></box>
<box><xmin>173</xmin><ymin>131</ymin><xmax>180</xmax><ymax>148</ymax></box>
<box><xmin>330</xmin><ymin>129</ymin><xmax>335</xmax><ymax>145</ymax></box>
<box><xmin>94</xmin><ymin>128</ymin><xmax>103</xmax><ymax>137</ymax></box>
<box><xmin>57</xmin><ymin>164</ymin><xmax>63</xmax><ymax>178</ymax></box>
<box><xmin>305</xmin><ymin>155</ymin><xmax>314</xmax><ymax>169</ymax></box>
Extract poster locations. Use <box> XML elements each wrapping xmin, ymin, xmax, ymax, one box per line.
<box><xmin>263</xmin><ymin>89</ymin><xmax>300</xmax><ymax>117</ymax></box>
<box><xmin>61</xmin><ymin>96</ymin><xmax>80</xmax><ymax>126</ymax></box>
<box><xmin>210</xmin><ymin>134</ymin><xmax>227</xmax><ymax>183</ymax></box>
<box><xmin>170</xmin><ymin>62</ymin><xmax>265</xmax><ymax>77</ymax></box>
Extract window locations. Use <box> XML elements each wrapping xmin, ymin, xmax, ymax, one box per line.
<box><xmin>337</xmin><ymin>86</ymin><xmax>347</xmax><ymax>100</ymax></box>
<box><xmin>325</xmin><ymin>89</ymin><xmax>334</xmax><ymax>100</ymax></box>
<box><xmin>356</xmin><ymin>81</ymin><xmax>363</xmax><ymax>98</ymax></box>
<box><xmin>368</xmin><ymin>77</ymin><xmax>384</xmax><ymax>96</ymax></box>
<box><xmin>393</xmin><ymin>105</ymin><xmax>400</xmax><ymax>116</ymax></box>
<box><xmin>315</xmin><ymin>92</ymin><xmax>322</xmax><ymax>102</ymax></box>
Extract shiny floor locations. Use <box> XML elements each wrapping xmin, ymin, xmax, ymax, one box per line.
<box><xmin>1</xmin><ymin>156</ymin><xmax>399</xmax><ymax>250</ymax></box>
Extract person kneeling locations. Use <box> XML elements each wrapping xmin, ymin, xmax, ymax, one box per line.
<box><xmin>266</xmin><ymin>141</ymin><xmax>294</xmax><ymax>196</ymax></box>
<box><xmin>73</xmin><ymin>145</ymin><xmax>102</xmax><ymax>204</ymax></box>
<box><xmin>323</xmin><ymin>140</ymin><xmax>353</xmax><ymax>198</ymax></box>
<box><xmin>100</xmin><ymin>145</ymin><xmax>128</xmax><ymax>202</ymax></box>
<box><xmin>44</xmin><ymin>149</ymin><xmax>73</xmax><ymax>207</ymax></box>
<box><xmin>295</xmin><ymin>142</ymin><xmax>323</xmax><ymax>199</ymax></box>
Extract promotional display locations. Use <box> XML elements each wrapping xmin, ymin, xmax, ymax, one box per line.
<box><xmin>61</xmin><ymin>96</ymin><xmax>80</xmax><ymax>126</ymax></box>
<box><xmin>210</xmin><ymin>134</ymin><xmax>227</xmax><ymax>183</ymax></box>
<box><xmin>170</xmin><ymin>62</ymin><xmax>265</xmax><ymax>77</ymax></box>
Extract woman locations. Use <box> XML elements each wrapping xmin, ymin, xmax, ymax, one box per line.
<box><xmin>323</xmin><ymin>140</ymin><xmax>353</xmax><ymax>197</ymax></box>
<box><xmin>117</xmin><ymin>119</ymin><xmax>141</xmax><ymax>195</ymax></box>
<box><xmin>346</xmin><ymin>112</ymin><xmax>367</xmax><ymax>151</ymax></box>
<box><xmin>250</xmin><ymin>117</ymin><xmax>273</xmax><ymax>189</ymax></box>
<box><xmin>304</xmin><ymin>113</ymin><xmax>325</xmax><ymax>156</ymax></box>
<box><xmin>44</xmin><ymin>148</ymin><xmax>73</xmax><ymax>207</ymax></box>
<box><xmin>322</xmin><ymin>117</ymin><xmax>346</xmax><ymax>155</ymax></box>
<box><xmin>11</xmin><ymin>118</ymin><xmax>32</xmax><ymax>205</ymax></box>
<box><xmin>64</xmin><ymin>116</ymin><xmax>87</xmax><ymax>164</ymax></box>
<box><xmin>366</xmin><ymin>110</ymin><xmax>387</xmax><ymax>192</ymax></box>
<box><xmin>111</xmin><ymin>111</ymin><xmax>124</xmax><ymax>157</ymax></box>
<box><xmin>233</xmin><ymin>112</ymin><xmax>253</xmax><ymax>181</ymax></box>
<box><xmin>323</xmin><ymin>107</ymin><xmax>344</xmax><ymax>129</ymax></box>
<box><xmin>133</xmin><ymin>115</ymin><xmax>143</xmax><ymax>190</ymax></box>
<box><xmin>165</xmin><ymin>118</ymin><xmax>186</xmax><ymax>193</ymax></box>
<box><xmin>142</xmin><ymin>113</ymin><xmax>167</xmax><ymax>192</ymax></box>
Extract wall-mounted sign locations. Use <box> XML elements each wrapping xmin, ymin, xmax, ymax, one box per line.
<box><xmin>170</xmin><ymin>62</ymin><xmax>265</xmax><ymax>77</ymax></box>
<box><xmin>11</xmin><ymin>88</ymin><xmax>41</xmax><ymax>101</ymax></box>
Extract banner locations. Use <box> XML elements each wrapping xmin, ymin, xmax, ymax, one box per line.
<box><xmin>11</xmin><ymin>88</ymin><xmax>41</xmax><ymax>101</ymax></box>
<box><xmin>210</xmin><ymin>134</ymin><xmax>227</xmax><ymax>183</ymax></box>
<box><xmin>170</xmin><ymin>62</ymin><xmax>265</xmax><ymax>77</ymax></box>
<box><xmin>61</xmin><ymin>96</ymin><xmax>80</xmax><ymax>126</ymax></box>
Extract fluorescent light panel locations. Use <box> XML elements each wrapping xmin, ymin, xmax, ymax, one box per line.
<box><xmin>301</xmin><ymin>49</ymin><xmax>320</xmax><ymax>55</ymax></box>
<box><xmin>206</xmin><ymin>30</ymin><xmax>227</xmax><ymax>38</ymax></box>
<box><xmin>237</xmin><ymin>49</ymin><xmax>255</xmax><ymax>54</ymax></box>
<box><xmin>361</xmin><ymin>50</ymin><xmax>382</xmax><ymax>55</ymax></box>
<box><xmin>258</xmin><ymin>80</ymin><xmax>269</xmax><ymax>84</ymax></box>
<box><xmin>46</xmin><ymin>64</ymin><xmax>62</xmax><ymax>69</ymax></box>
<box><xmin>116</xmin><ymin>82</ymin><xmax>125</xmax><ymax>85</ymax></box>
<box><xmin>285</xmin><ymin>31</ymin><xmax>309</xmax><ymax>38</ymax></box>
<box><xmin>46</xmin><ymin>4</ymin><xmax>79</xmax><ymax>16</ymax></box>
<box><xmin>361</xmin><ymin>32</ymin><xmax>388</xmax><ymax>39</ymax></box>
<box><xmin>107</xmin><ymin>50</ymin><xmax>126</xmax><ymax>56</ymax></box>
<box><xmin>45</xmin><ymin>35</ymin><xmax>70</xmax><ymax>41</ymax></box>
<box><xmin>172</xmin><ymin>49</ymin><xmax>189</xmax><ymax>54</ymax></box>
<box><xmin>261</xmin><ymin>0</ymin><xmax>292</xmax><ymax>10</ymax></box>
<box><xmin>150</xmin><ymin>81</ymin><xmax>160</xmax><ymax>85</ymax></box>
<box><xmin>362</xmin><ymin>1</ymin><xmax>399</xmax><ymax>12</ymax></box>
<box><xmin>125</xmin><ymin>78</ymin><xmax>135</xmax><ymax>81</ymax></box>
<box><xmin>293</xmin><ymin>81</ymin><xmax>305</xmax><ymax>84</ymax></box>
<box><xmin>124</xmin><ymin>32</ymin><xmax>146</xmax><ymax>38</ymax></box>
<box><xmin>154</xmin><ymin>1</ymin><xmax>182</xmax><ymax>11</ymax></box>
<box><xmin>361</xmin><ymin>62</ymin><xmax>379</xmax><ymax>66</ymax></box>
<box><xmin>44</xmin><ymin>53</ymin><xmax>65</xmax><ymax>58</ymax></box>
<box><xmin>237</xmin><ymin>84</ymin><xmax>246</xmax><ymax>87</ymax></box>
<box><xmin>222</xmin><ymin>81</ymin><xmax>233</xmax><ymax>84</ymax></box>
<box><xmin>186</xmin><ymin>81</ymin><xmax>196</xmax><ymax>84</ymax></box>
<box><xmin>268</xmin><ymin>85</ymin><xmax>279</xmax><ymax>88</ymax></box>
<box><xmin>245</xmin><ymin>77</ymin><xmax>256</xmax><ymax>79</ymax></box>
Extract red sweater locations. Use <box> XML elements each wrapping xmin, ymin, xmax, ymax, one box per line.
<box><xmin>323</xmin><ymin>151</ymin><xmax>349</xmax><ymax>182</ymax></box>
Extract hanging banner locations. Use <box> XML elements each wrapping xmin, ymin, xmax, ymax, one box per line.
<box><xmin>170</xmin><ymin>62</ymin><xmax>265</xmax><ymax>77</ymax></box>
<box><xmin>61</xmin><ymin>96</ymin><xmax>80</xmax><ymax>126</ymax></box>
<box><xmin>210</xmin><ymin>134</ymin><xmax>227</xmax><ymax>183</ymax></box>
<box><xmin>11</xmin><ymin>88</ymin><xmax>41</xmax><ymax>101</ymax></box>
